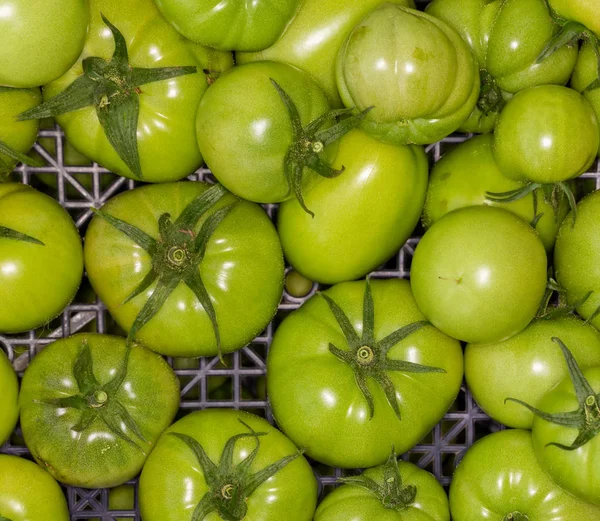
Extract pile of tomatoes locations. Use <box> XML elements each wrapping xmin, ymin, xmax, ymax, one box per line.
<box><xmin>1</xmin><ymin>0</ymin><xmax>600</xmax><ymax>520</ymax></box>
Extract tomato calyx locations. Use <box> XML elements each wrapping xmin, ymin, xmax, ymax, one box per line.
<box><xmin>0</xmin><ymin>140</ymin><xmax>44</xmax><ymax>176</ymax></box>
<box><xmin>17</xmin><ymin>15</ymin><xmax>198</xmax><ymax>180</ymax></box>
<box><xmin>507</xmin><ymin>337</ymin><xmax>600</xmax><ymax>451</ymax></box>
<box><xmin>486</xmin><ymin>182</ymin><xmax>576</xmax><ymax>225</ymax></box>
<box><xmin>477</xmin><ymin>70</ymin><xmax>505</xmax><ymax>117</ymax></box>
<box><xmin>503</xmin><ymin>512</ymin><xmax>530</xmax><ymax>521</ymax></box>
<box><xmin>0</xmin><ymin>515</ymin><xmax>13</xmax><ymax>521</ymax></box>
<box><xmin>170</xmin><ymin>419</ymin><xmax>303</xmax><ymax>521</ymax></box>
<box><xmin>339</xmin><ymin>447</ymin><xmax>416</xmax><ymax>511</ymax></box>
<box><xmin>270</xmin><ymin>79</ymin><xmax>373</xmax><ymax>217</ymax></box>
<box><xmin>93</xmin><ymin>183</ymin><xmax>235</xmax><ymax>360</ymax></box>
<box><xmin>536</xmin><ymin>274</ymin><xmax>592</xmax><ymax>320</ymax></box>
<box><xmin>39</xmin><ymin>339</ymin><xmax>148</xmax><ymax>452</ymax></box>
<box><xmin>320</xmin><ymin>279</ymin><xmax>445</xmax><ymax>420</ymax></box>
<box><xmin>0</xmin><ymin>225</ymin><xmax>44</xmax><ymax>245</ymax></box>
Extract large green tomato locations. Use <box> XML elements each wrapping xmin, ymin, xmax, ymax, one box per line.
<box><xmin>0</xmin><ymin>455</ymin><xmax>70</xmax><ymax>521</ymax></box>
<box><xmin>449</xmin><ymin>429</ymin><xmax>600</xmax><ymax>520</ymax></box>
<box><xmin>0</xmin><ymin>0</ymin><xmax>88</xmax><ymax>88</ymax></box>
<box><xmin>196</xmin><ymin>61</ymin><xmax>332</xmax><ymax>205</ymax></box>
<box><xmin>0</xmin><ymin>349</ymin><xmax>18</xmax><ymax>446</ymax></box>
<box><xmin>268</xmin><ymin>279</ymin><xmax>463</xmax><ymax>468</ymax></box>
<box><xmin>554</xmin><ymin>190</ymin><xmax>600</xmax><ymax>330</ymax></box>
<box><xmin>426</xmin><ymin>0</ymin><xmax>578</xmax><ymax>133</ymax></box>
<box><xmin>278</xmin><ymin>130</ymin><xmax>428</xmax><ymax>284</ymax></box>
<box><xmin>512</xmin><ymin>339</ymin><xmax>600</xmax><ymax>504</ymax></box>
<box><xmin>84</xmin><ymin>182</ymin><xmax>284</xmax><ymax>358</ymax></box>
<box><xmin>411</xmin><ymin>206</ymin><xmax>547</xmax><ymax>344</ymax></box>
<box><xmin>493</xmin><ymin>85</ymin><xmax>599</xmax><ymax>183</ymax></box>
<box><xmin>19</xmin><ymin>333</ymin><xmax>180</xmax><ymax>488</ymax></box>
<box><xmin>336</xmin><ymin>4</ymin><xmax>479</xmax><ymax>145</ymax></box>
<box><xmin>153</xmin><ymin>0</ymin><xmax>301</xmax><ymax>51</ymax></box>
<box><xmin>423</xmin><ymin>134</ymin><xmax>568</xmax><ymax>252</ymax></box>
<box><xmin>571</xmin><ymin>42</ymin><xmax>600</xmax><ymax>155</ymax></box>
<box><xmin>0</xmin><ymin>183</ymin><xmax>83</xmax><ymax>333</ymax></box>
<box><xmin>548</xmin><ymin>0</ymin><xmax>600</xmax><ymax>37</ymax></box>
<box><xmin>237</xmin><ymin>0</ymin><xmax>414</xmax><ymax>106</ymax></box>
<box><xmin>0</xmin><ymin>87</ymin><xmax>41</xmax><ymax>178</ymax></box>
<box><xmin>40</xmin><ymin>0</ymin><xmax>233</xmax><ymax>183</ymax></box>
<box><xmin>466</xmin><ymin>315</ymin><xmax>600</xmax><ymax>429</ymax></box>
<box><xmin>314</xmin><ymin>450</ymin><xmax>450</xmax><ymax>521</ymax></box>
<box><xmin>139</xmin><ymin>409</ymin><xmax>318</xmax><ymax>521</ymax></box>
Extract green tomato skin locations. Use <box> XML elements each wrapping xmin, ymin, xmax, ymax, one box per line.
<box><xmin>278</xmin><ymin>130</ymin><xmax>428</xmax><ymax>284</ymax></box>
<box><xmin>314</xmin><ymin>461</ymin><xmax>450</xmax><ymax>521</ymax></box>
<box><xmin>0</xmin><ymin>183</ymin><xmax>83</xmax><ymax>333</ymax></box>
<box><xmin>19</xmin><ymin>333</ymin><xmax>180</xmax><ymax>488</ymax></box>
<box><xmin>0</xmin><ymin>0</ymin><xmax>89</xmax><ymax>88</ymax></box>
<box><xmin>44</xmin><ymin>0</ymin><xmax>234</xmax><ymax>183</ymax></box>
<box><xmin>139</xmin><ymin>409</ymin><xmax>318</xmax><ymax>521</ymax></box>
<box><xmin>0</xmin><ymin>87</ymin><xmax>41</xmax><ymax>176</ymax></box>
<box><xmin>0</xmin><ymin>455</ymin><xmax>70</xmax><ymax>521</ymax></box>
<box><xmin>554</xmin><ymin>190</ymin><xmax>600</xmax><ymax>330</ymax></box>
<box><xmin>153</xmin><ymin>0</ymin><xmax>301</xmax><ymax>51</ymax></box>
<box><xmin>268</xmin><ymin>279</ymin><xmax>463</xmax><ymax>468</ymax></box>
<box><xmin>572</xmin><ymin>41</ymin><xmax>600</xmax><ymax>155</ymax></box>
<box><xmin>493</xmin><ymin>85</ymin><xmax>599</xmax><ymax>183</ymax></box>
<box><xmin>336</xmin><ymin>5</ymin><xmax>479</xmax><ymax>146</ymax></box>
<box><xmin>423</xmin><ymin>134</ymin><xmax>568</xmax><ymax>252</ymax></box>
<box><xmin>84</xmin><ymin>182</ymin><xmax>284</xmax><ymax>357</ymax></box>
<box><xmin>548</xmin><ymin>0</ymin><xmax>600</xmax><ymax>37</ymax></box>
<box><xmin>0</xmin><ymin>349</ymin><xmax>18</xmax><ymax>446</ymax></box>
<box><xmin>466</xmin><ymin>316</ymin><xmax>600</xmax><ymax>429</ymax></box>
<box><xmin>196</xmin><ymin>62</ymin><xmax>331</xmax><ymax>203</ymax></box>
<box><xmin>449</xmin><ymin>429</ymin><xmax>600</xmax><ymax>520</ymax></box>
<box><xmin>426</xmin><ymin>0</ymin><xmax>577</xmax><ymax>134</ymax></box>
<box><xmin>237</xmin><ymin>0</ymin><xmax>414</xmax><ymax>106</ymax></box>
<box><xmin>411</xmin><ymin>206</ymin><xmax>547</xmax><ymax>344</ymax></box>
<box><xmin>532</xmin><ymin>366</ymin><xmax>600</xmax><ymax>505</ymax></box>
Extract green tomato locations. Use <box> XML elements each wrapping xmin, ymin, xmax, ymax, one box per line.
<box><xmin>153</xmin><ymin>0</ymin><xmax>301</xmax><ymax>51</ymax></box>
<box><xmin>0</xmin><ymin>455</ymin><xmax>70</xmax><ymax>521</ymax></box>
<box><xmin>0</xmin><ymin>87</ymin><xmax>41</xmax><ymax>178</ymax></box>
<box><xmin>426</xmin><ymin>0</ymin><xmax>578</xmax><ymax>133</ymax></box>
<box><xmin>84</xmin><ymin>182</ymin><xmax>284</xmax><ymax>357</ymax></box>
<box><xmin>449</xmin><ymin>429</ymin><xmax>600</xmax><ymax>520</ymax></box>
<box><xmin>0</xmin><ymin>0</ymin><xmax>88</xmax><ymax>88</ymax></box>
<box><xmin>285</xmin><ymin>270</ymin><xmax>314</xmax><ymax>299</ymax></box>
<box><xmin>196</xmin><ymin>61</ymin><xmax>331</xmax><ymax>204</ymax></box>
<box><xmin>89</xmin><ymin>484</ymin><xmax>135</xmax><ymax>521</ymax></box>
<box><xmin>571</xmin><ymin>41</ymin><xmax>600</xmax><ymax>155</ymax></box>
<box><xmin>278</xmin><ymin>129</ymin><xmax>428</xmax><ymax>284</ymax></box>
<box><xmin>548</xmin><ymin>0</ymin><xmax>600</xmax><ymax>37</ymax></box>
<box><xmin>518</xmin><ymin>339</ymin><xmax>600</xmax><ymax>504</ymax></box>
<box><xmin>0</xmin><ymin>183</ymin><xmax>83</xmax><ymax>333</ymax></box>
<box><xmin>268</xmin><ymin>279</ymin><xmax>463</xmax><ymax>468</ymax></box>
<box><xmin>19</xmin><ymin>333</ymin><xmax>180</xmax><ymax>488</ymax></box>
<box><xmin>42</xmin><ymin>0</ymin><xmax>233</xmax><ymax>183</ymax></box>
<box><xmin>466</xmin><ymin>315</ymin><xmax>600</xmax><ymax>429</ymax></box>
<box><xmin>411</xmin><ymin>206</ymin><xmax>547</xmax><ymax>344</ymax></box>
<box><xmin>493</xmin><ymin>85</ymin><xmax>599</xmax><ymax>183</ymax></box>
<box><xmin>336</xmin><ymin>4</ymin><xmax>479</xmax><ymax>145</ymax></box>
<box><xmin>139</xmin><ymin>409</ymin><xmax>318</xmax><ymax>521</ymax></box>
<box><xmin>0</xmin><ymin>349</ymin><xmax>18</xmax><ymax>446</ymax></box>
<box><xmin>423</xmin><ymin>134</ymin><xmax>569</xmax><ymax>252</ymax></box>
<box><xmin>315</xmin><ymin>451</ymin><xmax>450</xmax><ymax>521</ymax></box>
<box><xmin>554</xmin><ymin>190</ymin><xmax>600</xmax><ymax>330</ymax></box>
<box><xmin>237</xmin><ymin>0</ymin><xmax>414</xmax><ymax>106</ymax></box>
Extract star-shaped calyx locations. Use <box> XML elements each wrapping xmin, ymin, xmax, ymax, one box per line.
<box><xmin>507</xmin><ymin>337</ymin><xmax>600</xmax><ymax>451</ymax></box>
<box><xmin>503</xmin><ymin>513</ymin><xmax>530</xmax><ymax>521</ymax></box>
<box><xmin>17</xmin><ymin>15</ymin><xmax>198</xmax><ymax>180</ymax></box>
<box><xmin>0</xmin><ymin>225</ymin><xmax>44</xmax><ymax>245</ymax></box>
<box><xmin>321</xmin><ymin>279</ymin><xmax>446</xmax><ymax>420</ymax></box>
<box><xmin>339</xmin><ymin>447</ymin><xmax>417</xmax><ymax>511</ymax></box>
<box><xmin>41</xmin><ymin>339</ymin><xmax>146</xmax><ymax>451</ymax></box>
<box><xmin>270</xmin><ymin>79</ymin><xmax>372</xmax><ymax>217</ymax></box>
<box><xmin>93</xmin><ymin>183</ymin><xmax>235</xmax><ymax>359</ymax></box>
<box><xmin>171</xmin><ymin>419</ymin><xmax>302</xmax><ymax>521</ymax></box>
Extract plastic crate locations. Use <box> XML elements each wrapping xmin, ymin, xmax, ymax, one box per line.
<box><xmin>3</xmin><ymin>78</ymin><xmax>600</xmax><ymax>521</ymax></box>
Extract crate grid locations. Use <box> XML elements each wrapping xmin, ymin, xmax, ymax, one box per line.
<box><xmin>1</xmin><ymin>120</ymin><xmax>599</xmax><ymax>519</ymax></box>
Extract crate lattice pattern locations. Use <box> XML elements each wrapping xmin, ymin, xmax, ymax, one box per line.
<box><xmin>1</xmin><ymin>122</ymin><xmax>600</xmax><ymax>520</ymax></box>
